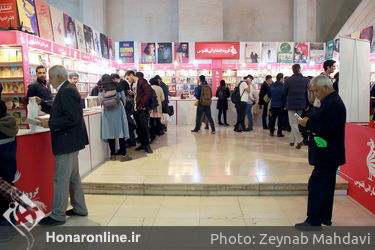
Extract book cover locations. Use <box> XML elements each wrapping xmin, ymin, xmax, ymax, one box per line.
<box><xmin>174</xmin><ymin>42</ymin><xmax>189</xmax><ymax>63</ymax></box>
<box><xmin>333</xmin><ymin>38</ymin><xmax>340</xmax><ymax>61</ymax></box>
<box><xmin>107</xmin><ymin>36</ymin><xmax>113</xmax><ymax>60</ymax></box>
<box><xmin>0</xmin><ymin>0</ymin><xmax>18</xmax><ymax>29</ymax></box>
<box><xmin>294</xmin><ymin>43</ymin><xmax>309</xmax><ymax>63</ymax></box>
<box><xmin>74</xmin><ymin>19</ymin><xmax>86</xmax><ymax>52</ymax></box>
<box><xmin>351</xmin><ymin>31</ymin><xmax>360</xmax><ymax>39</ymax></box>
<box><xmin>49</xmin><ymin>5</ymin><xmax>64</xmax><ymax>45</ymax></box>
<box><xmin>34</xmin><ymin>0</ymin><xmax>53</xmax><ymax>41</ymax></box>
<box><xmin>141</xmin><ymin>43</ymin><xmax>156</xmax><ymax>64</ymax></box>
<box><xmin>16</xmin><ymin>0</ymin><xmax>39</xmax><ymax>36</ymax></box>
<box><xmin>360</xmin><ymin>26</ymin><xmax>373</xmax><ymax>43</ymax></box>
<box><xmin>100</xmin><ymin>33</ymin><xmax>109</xmax><ymax>59</ymax></box>
<box><xmin>310</xmin><ymin>42</ymin><xmax>325</xmax><ymax>64</ymax></box>
<box><xmin>325</xmin><ymin>40</ymin><xmax>334</xmax><ymax>60</ymax></box>
<box><xmin>158</xmin><ymin>43</ymin><xmax>172</xmax><ymax>64</ymax></box>
<box><xmin>261</xmin><ymin>42</ymin><xmax>277</xmax><ymax>63</ymax></box>
<box><xmin>83</xmin><ymin>24</ymin><xmax>94</xmax><ymax>54</ymax></box>
<box><xmin>93</xmin><ymin>29</ymin><xmax>102</xmax><ymax>57</ymax></box>
<box><xmin>371</xmin><ymin>25</ymin><xmax>375</xmax><ymax>54</ymax></box>
<box><xmin>277</xmin><ymin>42</ymin><xmax>293</xmax><ymax>63</ymax></box>
<box><xmin>63</xmin><ymin>13</ymin><xmax>77</xmax><ymax>49</ymax></box>
<box><xmin>245</xmin><ymin>42</ymin><xmax>261</xmax><ymax>63</ymax></box>
<box><xmin>119</xmin><ymin>41</ymin><xmax>134</xmax><ymax>63</ymax></box>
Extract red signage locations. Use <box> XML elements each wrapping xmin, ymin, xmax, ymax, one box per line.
<box><xmin>70</xmin><ymin>48</ymin><xmax>81</xmax><ymax>60</ymax></box>
<box><xmin>195</xmin><ymin>42</ymin><xmax>240</xmax><ymax>59</ymax></box>
<box><xmin>212</xmin><ymin>59</ymin><xmax>222</xmax><ymax>69</ymax></box>
<box><xmin>53</xmin><ymin>43</ymin><xmax>69</xmax><ymax>56</ymax></box>
<box><xmin>0</xmin><ymin>0</ymin><xmax>18</xmax><ymax>29</ymax></box>
<box><xmin>340</xmin><ymin>123</ymin><xmax>375</xmax><ymax>214</ymax></box>
<box><xmin>212</xmin><ymin>69</ymin><xmax>222</xmax><ymax>94</ymax></box>
<box><xmin>28</xmin><ymin>35</ymin><xmax>52</xmax><ymax>53</ymax></box>
<box><xmin>81</xmin><ymin>52</ymin><xmax>92</xmax><ymax>62</ymax></box>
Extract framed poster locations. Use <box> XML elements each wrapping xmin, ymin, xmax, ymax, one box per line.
<box><xmin>141</xmin><ymin>43</ymin><xmax>156</xmax><ymax>64</ymax></box>
<box><xmin>310</xmin><ymin>42</ymin><xmax>325</xmax><ymax>64</ymax></box>
<box><xmin>49</xmin><ymin>5</ymin><xmax>64</xmax><ymax>45</ymax></box>
<box><xmin>261</xmin><ymin>42</ymin><xmax>277</xmax><ymax>63</ymax></box>
<box><xmin>174</xmin><ymin>42</ymin><xmax>189</xmax><ymax>63</ymax></box>
<box><xmin>74</xmin><ymin>19</ymin><xmax>86</xmax><ymax>52</ymax></box>
<box><xmin>371</xmin><ymin>26</ymin><xmax>375</xmax><ymax>54</ymax></box>
<box><xmin>63</xmin><ymin>14</ymin><xmax>77</xmax><ymax>49</ymax></box>
<box><xmin>277</xmin><ymin>42</ymin><xmax>293</xmax><ymax>63</ymax></box>
<box><xmin>333</xmin><ymin>38</ymin><xmax>340</xmax><ymax>61</ymax></box>
<box><xmin>0</xmin><ymin>0</ymin><xmax>18</xmax><ymax>30</ymax></box>
<box><xmin>100</xmin><ymin>33</ymin><xmax>109</xmax><ymax>59</ymax></box>
<box><xmin>93</xmin><ymin>29</ymin><xmax>102</xmax><ymax>57</ymax></box>
<box><xmin>107</xmin><ymin>36</ymin><xmax>113</xmax><ymax>60</ymax></box>
<box><xmin>360</xmin><ymin>26</ymin><xmax>373</xmax><ymax>43</ymax></box>
<box><xmin>16</xmin><ymin>0</ymin><xmax>39</xmax><ymax>36</ymax></box>
<box><xmin>294</xmin><ymin>43</ymin><xmax>309</xmax><ymax>63</ymax></box>
<box><xmin>157</xmin><ymin>42</ymin><xmax>172</xmax><ymax>64</ymax></box>
<box><xmin>119</xmin><ymin>41</ymin><xmax>134</xmax><ymax>63</ymax></box>
<box><xmin>245</xmin><ymin>42</ymin><xmax>261</xmax><ymax>63</ymax></box>
<box><xmin>326</xmin><ymin>40</ymin><xmax>334</xmax><ymax>60</ymax></box>
<box><xmin>35</xmin><ymin>0</ymin><xmax>53</xmax><ymax>41</ymax></box>
<box><xmin>83</xmin><ymin>24</ymin><xmax>94</xmax><ymax>54</ymax></box>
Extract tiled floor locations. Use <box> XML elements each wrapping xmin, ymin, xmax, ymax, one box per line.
<box><xmin>63</xmin><ymin>195</ymin><xmax>375</xmax><ymax>226</ymax></box>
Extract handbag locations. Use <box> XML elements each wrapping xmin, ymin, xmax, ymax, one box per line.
<box><xmin>194</xmin><ymin>100</ymin><xmax>199</xmax><ymax>106</ymax></box>
<box><xmin>162</xmin><ymin>101</ymin><xmax>169</xmax><ymax>113</ymax></box>
<box><xmin>168</xmin><ymin>105</ymin><xmax>174</xmax><ymax>116</ymax></box>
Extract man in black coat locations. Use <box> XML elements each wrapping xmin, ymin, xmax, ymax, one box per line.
<box><xmin>259</xmin><ymin>76</ymin><xmax>272</xmax><ymax>129</ymax></box>
<box><xmin>296</xmin><ymin>75</ymin><xmax>346</xmax><ymax>231</ymax></box>
<box><xmin>37</xmin><ymin>65</ymin><xmax>89</xmax><ymax>226</ymax></box>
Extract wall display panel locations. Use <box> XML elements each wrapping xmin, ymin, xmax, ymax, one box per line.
<box><xmin>108</xmin><ymin>36</ymin><xmax>113</xmax><ymax>60</ymax></box>
<box><xmin>49</xmin><ymin>5</ymin><xmax>64</xmax><ymax>45</ymax></box>
<box><xmin>277</xmin><ymin>42</ymin><xmax>293</xmax><ymax>63</ymax></box>
<box><xmin>118</xmin><ymin>41</ymin><xmax>134</xmax><ymax>63</ymax></box>
<box><xmin>261</xmin><ymin>42</ymin><xmax>277</xmax><ymax>63</ymax></box>
<box><xmin>100</xmin><ymin>33</ymin><xmax>109</xmax><ymax>59</ymax></box>
<box><xmin>0</xmin><ymin>0</ymin><xmax>18</xmax><ymax>30</ymax></box>
<box><xmin>310</xmin><ymin>42</ymin><xmax>325</xmax><ymax>64</ymax></box>
<box><xmin>174</xmin><ymin>42</ymin><xmax>189</xmax><ymax>63</ymax></box>
<box><xmin>141</xmin><ymin>42</ymin><xmax>156</xmax><ymax>64</ymax></box>
<box><xmin>360</xmin><ymin>26</ymin><xmax>373</xmax><ymax>43</ymax></box>
<box><xmin>325</xmin><ymin>40</ymin><xmax>334</xmax><ymax>60</ymax></box>
<box><xmin>34</xmin><ymin>0</ymin><xmax>53</xmax><ymax>41</ymax></box>
<box><xmin>245</xmin><ymin>42</ymin><xmax>261</xmax><ymax>63</ymax></box>
<box><xmin>93</xmin><ymin>29</ymin><xmax>102</xmax><ymax>57</ymax></box>
<box><xmin>63</xmin><ymin>13</ymin><xmax>77</xmax><ymax>49</ymax></box>
<box><xmin>294</xmin><ymin>43</ymin><xmax>309</xmax><ymax>63</ymax></box>
<box><xmin>16</xmin><ymin>0</ymin><xmax>39</xmax><ymax>36</ymax></box>
<box><xmin>74</xmin><ymin>19</ymin><xmax>86</xmax><ymax>52</ymax></box>
<box><xmin>157</xmin><ymin>42</ymin><xmax>172</xmax><ymax>64</ymax></box>
<box><xmin>83</xmin><ymin>24</ymin><xmax>94</xmax><ymax>54</ymax></box>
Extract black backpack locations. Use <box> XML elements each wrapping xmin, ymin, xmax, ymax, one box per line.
<box><xmin>148</xmin><ymin>86</ymin><xmax>159</xmax><ymax>110</ymax></box>
<box><xmin>218</xmin><ymin>89</ymin><xmax>226</xmax><ymax>101</ymax></box>
<box><xmin>231</xmin><ymin>82</ymin><xmax>245</xmax><ymax>105</ymax></box>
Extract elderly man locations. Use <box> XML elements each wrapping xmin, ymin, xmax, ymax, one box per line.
<box><xmin>37</xmin><ymin>65</ymin><xmax>89</xmax><ymax>226</ymax></box>
<box><xmin>295</xmin><ymin>75</ymin><xmax>346</xmax><ymax>231</ymax></box>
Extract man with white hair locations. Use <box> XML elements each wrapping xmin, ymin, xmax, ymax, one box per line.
<box><xmin>296</xmin><ymin>75</ymin><xmax>346</xmax><ymax>231</ymax></box>
<box><xmin>36</xmin><ymin>65</ymin><xmax>89</xmax><ymax>226</ymax></box>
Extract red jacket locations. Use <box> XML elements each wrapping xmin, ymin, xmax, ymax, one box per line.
<box><xmin>136</xmin><ymin>78</ymin><xmax>151</xmax><ymax>110</ymax></box>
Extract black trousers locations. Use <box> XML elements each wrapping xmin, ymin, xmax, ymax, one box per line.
<box><xmin>235</xmin><ymin>102</ymin><xmax>247</xmax><ymax>130</ymax></box>
<box><xmin>218</xmin><ymin>108</ymin><xmax>227</xmax><ymax>123</ymax></box>
<box><xmin>262</xmin><ymin>104</ymin><xmax>269</xmax><ymax>129</ymax></box>
<box><xmin>269</xmin><ymin>107</ymin><xmax>284</xmax><ymax>134</ymax></box>
<box><xmin>108</xmin><ymin>138</ymin><xmax>127</xmax><ymax>156</ymax></box>
<box><xmin>134</xmin><ymin>110</ymin><xmax>150</xmax><ymax>147</ymax></box>
<box><xmin>194</xmin><ymin>105</ymin><xmax>215</xmax><ymax>131</ymax></box>
<box><xmin>306</xmin><ymin>166</ymin><xmax>338</xmax><ymax>226</ymax></box>
<box><xmin>150</xmin><ymin>117</ymin><xmax>163</xmax><ymax>137</ymax></box>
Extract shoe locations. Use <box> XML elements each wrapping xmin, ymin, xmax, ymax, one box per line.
<box><xmin>205</xmin><ymin>126</ymin><xmax>209</xmax><ymax>130</ymax></box>
<box><xmin>218</xmin><ymin>122</ymin><xmax>224</xmax><ymax>125</ymax></box>
<box><xmin>277</xmin><ymin>134</ymin><xmax>285</xmax><ymax>137</ymax></box>
<box><xmin>224</xmin><ymin>123</ymin><xmax>230</xmax><ymax>126</ymax></box>
<box><xmin>270</xmin><ymin>132</ymin><xmax>274</xmax><ymax>136</ymax></box>
<box><xmin>150</xmin><ymin>135</ymin><xmax>156</xmax><ymax>143</ymax></box>
<box><xmin>322</xmin><ymin>220</ymin><xmax>332</xmax><ymax>226</ymax></box>
<box><xmin>191</xmin><ymin>129</ymin><xmax>199</xmax><ymax>133</ymax></box>
<box><xmin>66</xmin><ymin>209</ymin><xmax>88</xmax><ymax>217</ymax></box>
<box><xmin>39</xmin><ymin>216</ymin><xmax>65</xmax><ymax>226</ymax></box>
<box><xmin>295</xmin><ymin>222</ymin><xmax>322</xmax><ymax>231</ymax></box>
<box><xmin>243</xmin><ymin>128</ymin><xmax>251</xmax><ymax>132</ymax></box>
<box><xmin>144</xmin><ymin>146</ymin><xmax>153</xmax><ymax>153</ymax></box>
<box><xmin>135</xmin><ymin>145</ymin><xmax>146</xmax><ymax>151</ymax></box>
<box><xmin>110</xmin><ymin>155</ymin><xmax>116</xmax><ymax>161</ymax></box>
<box><xmin>296</xmin><ymin>141</ymin><xmax>303</xmax><ymax>149</ymax></box>
<box><xmin>120</xmin><ymin>155</ymin><xmax>133</xmax><ymax>162</ymax></box>
<box><xmin>289</xmin><ymin>142</ymin><xmax>294</xmax><ymax>147</ymax></box>
<box><xmin>233</xmin><ymin>128</ymin><xmax>242</xmax><ymax>133</ymax></box>
<box><xmin>263</xmin><ymin>127</ymin><xmax>268</xmax><ymax>130</ymax></box>
<box><xmin>211</xmin><ymin>131</ymin><xmax>216</xmax><ymax>134</ymax></box>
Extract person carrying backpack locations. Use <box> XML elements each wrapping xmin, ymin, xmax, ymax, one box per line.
<box><xmin>233</xmin><ymin>76</ymin><xmax>251</xmax><ymax>132</ymax></box>
<box><xmin>216</xmin><ymin>80</ymin><xmax>230</xmax><ymax>126</ymax></box>
<box><xmin>191</xmin><ymin>75</ymin><xmax>216</xmax><ymax>134</ymax></box>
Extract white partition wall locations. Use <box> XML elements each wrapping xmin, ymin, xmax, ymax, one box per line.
<box><xmin>339</xmin><ymin>36</ymin><xmax>370</xmax><ymax>123</ymax></box>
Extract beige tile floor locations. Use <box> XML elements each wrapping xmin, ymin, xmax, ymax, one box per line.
<box><xmin>63</xmin><ymin>195</ymin><xmax>375</xmax><ymax>226</ymax></box>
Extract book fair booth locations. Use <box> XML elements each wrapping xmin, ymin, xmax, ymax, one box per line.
<box><xmin>0</xmin><ymin>0</ymin><xmax>374</xmax><ymax>215</ymax></box>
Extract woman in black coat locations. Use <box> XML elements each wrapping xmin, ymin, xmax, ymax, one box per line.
<box><xmin>216</xmin><ymin>80</ymin><xmax>230</xmax><ymax>126</ymax></box>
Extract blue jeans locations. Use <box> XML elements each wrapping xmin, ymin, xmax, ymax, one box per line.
<box><xmin>246</xmin><ymin>103</ymin><xmax>253</xmax><ymax>130</ymax></box>
<box><xmin>194</xmin><ymin>105</ymin><xmax>215</xmax><ymax>131</ymax></box>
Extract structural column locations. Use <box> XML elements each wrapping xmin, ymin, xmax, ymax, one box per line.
<box><xmin>293</xmin><ymin>0</ymin><xmax>317</xmax><ymax>42</ymax></box>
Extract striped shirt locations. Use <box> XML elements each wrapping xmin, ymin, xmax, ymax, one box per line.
<box><xmin>0</xmin><ymin>176</ymin><xmax>27</xmax><ymax>207</ymax></box>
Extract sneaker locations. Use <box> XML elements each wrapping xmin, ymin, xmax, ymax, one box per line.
<box><xmin>211</xmin><ymin>131</ymin><xmax>216</xmax><ymax>134</ymax></box>
<box><xmin>296</xmin><ymin>141</ymin><xmax>303</xmax><ymax>149</ymax></box>
<box><xmin>39</xmin><ymin>216</ymin><xmax>65</xmax><ymax>226</ymax></box>
<box><xmin>120</xmin><ymin>155</ymin><xmax>133</xmax><ymax>162</ymax></box>
<box><xmin>144</xmin><ymin>146</ymin><xmax>153</xmax><ymax>153</ymax></box>
<box><xmin>191</xmin><ymin>129</ymin><xmax>199</xmax><ymax>133</ymax></box>
<box><xmin>66</xmin><ymin>209</ymin><xmax>88</xmax><ymax>217</ymax></box>
<box><xmin>322</xmin><ymin>220</ymin><xmax>332</xmax><ymax>226</ymax></box>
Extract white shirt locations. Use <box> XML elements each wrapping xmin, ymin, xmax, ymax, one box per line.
<box><xmin>239</xmin><ymin>81</ymin><xmax>249</xmax><ymax>102</ymax></box>
<box><xmin>247</xmin><ymin>83</ymin><xmax>257</xmax><ymax>103</ymax></box>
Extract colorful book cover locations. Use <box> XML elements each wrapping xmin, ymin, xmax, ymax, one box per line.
<box><xmin>93</xmin><ymin>29</ymin><xmax>102</xmax><ymax>57</ymax></box>
<box><xmin>294</xmin><ymin>43</ymin><xmax>309</xmax><ymax>63</ymax></box>
<box><xmin>83</xmin><ymin>24</ymin><xmax>94</xmax><ymax>53</ymax></box>
<box><xmin>16</xmin><ymin>0</ymin><xmax>39</xmax><ymax>36</ymax></box>
<box><xmin>119</xmin><ymin>41</ymin><xmax>134</xmax><ymax>63</ymax></box>
<box><xmin>333</xmin><ymin>38</ymin><xmax>340</xmax><ymax>61</ymax></box>
<box><xmin>158</xmin><ymin>43</ymin><xmax>172</xmax><ymax>64</ymax></box>
<box><xmin>49</xmin><ymin>5</ymin><xmax>64</xmax><ymax>45</ymax></box>
<box><xmin>107</xmin><ymin>36</ymin><xmax>113</xmax><ymax>60</ymax></box>
<box><xmin>261</xmin><ymin>42</ymin><xmax>277</xmax><ymax>63</ymax></box>
<box><xmin>371</xmin><ymin>26</ymin><xmax>375</xmax><ymax>54</ymax></box>
<box><xmin>351</xmin><ymin>31</ymin><xmax>360</xmax><ymax>39</ymax></box>
<box><xmin>277</xmin><ymin>42</ymin><xmax>293</xmax><ymax>63</ymax></box>
<box><xmin>360</xmin><ymin>26</ymin><xmax>373</xmax><ymax>43</ymax></box>
<box><xmin>245</xmin><ymin>42</ymin><xmax>261</xmax><ymax>63</ymax></box>
<box><xmin>174</xmin><ymin>42</ymin><xmax>189</xmax><ymax>63</ymax></box>
<box><xmin>74</xmin><ymin>19</ymin><xmax>86</xmax><ymax>52</ymax></box>
<box><xmin>100</xmin><ymin>33</ymin><xmax>109</xmax><ymax>59</ymax></box>
<box><xmin>63</xmin><ymin>13</ymin><xmax>77</xmax><ymax>49</ymax></box>
<box><xmin>141</xmin><ymin>43</ymin><xmax>156</xmax><ymax>64</ymax></box>
<box><xmin>310</xmin><ymin>42</ymin><xmax>325</xmax><ymax>64</ymax></box>
<box><xmin>325</xmin><ymin>40</ymin><xmax>334</xmax><ymax>60</ymax></box>
<box><xmin>0</xmin><ymin>0</ymin><xmax>18</xmax><ymax>29</ymax></box>
<box><xmin>34</xmin><ymin>0</ymin><xmax>53</xmax><ymax>41</ymax></box>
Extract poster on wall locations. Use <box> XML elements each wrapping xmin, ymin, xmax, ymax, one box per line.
<box><xmin>93</xmin><ymin>29</ymin><xmax>102</xmax><ymax>57</ymax></box>
<box><xmin>0</xmin><ymin>0</ymin><xmax>18</xmax><ymax>30</ymax></box>
<box><xmin>83</xmin><ymin>24</ymin><xmax>94</xmax><ymax>54</ymax></box>
<box><xmin>294</xmin><ymin>43</ymin><xmax>309</xmax><ymax>63</ymax></box>
<box><xmin>245</xmin><ymin>42</ymin><xmax>261</xmax><ymax>63</ymax></box>
<box><xmin>360</xmin><ymin>26</ymin><xmax>373</xmax><ymax>43</ymax></box>
<box><xmin>333</xmin><ymin>38</ymin><xmax>340</xmax><ymax>61</ymax></box>
<box><xmin>261</xmin><ymin>42</ymin><xmax>277</xmax><ymax>63</ymax></box>
<box><xmin>351</xmin><ymin>31</ymin><xmax>361</xmax><ymax>39</ymax></box>
<box><xmin>371</xmin><ymin>26</ymin><xmax>375</xmax><ymax>54</ymax></box>
<box><xmin>107</xmin><ymin>36</ymin><xmax>113</xmax><ymax>60</ymax></box>
<box><xmin>34</xmin><ymin>0</ymin><xmax>53</xmax><ymax>41</ymax></box>
<box><xmin>16</xmin><ymin>0</ymin><xmax>39</xmax><ymax>36</ymax></box>
<box><xmin>141</xmin><ymin>43</ymin><xmax>156</xmax><ymax>64</ymax></box>
<box><xmin>310</xmin><ymin>42</ymin><xmax>325</xmax><ymax>64</ymax></box>
<box><xmin>63</xmin><ymin>14</ymin><xmax>77</xmax><ymax>49</ymax></box>
<box><xmin>100</xmin><ymin>33</ymin><xmax>109</xmax><ymax>59</ymax></box>
<box><xmin>74</xmin><ymin>20</ymin><xmax>86</xmax><ymax>52</ymax></box>
<box><xmin>157</xmin><ymin>43</ymin><xmax>172</xmax><ymax>64</ymax></box>
<box><xmin>119</xmin><ymin>41</ymin><xmax>134</xmax><ymax>63</ymax></box>
<box><xmin>49</xmin><ymin>5</ymin><xmax>64</xmax><ymax>45</ymax></box>
<box><xmin>174</xmin><ymin>42</ymin><xmax>189</xmax><ymax>63</ymax></box>
<box><xmin>277</xmin><ymin>42</ymin><xmax>293</xmax><ymax>63</ymax></box>
<box><xmin>325</xmin><ymin>40</ymin><xmax>334</xmax><ymax>60</ymax></box>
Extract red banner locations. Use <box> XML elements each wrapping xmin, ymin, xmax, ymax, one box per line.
<box><xmin>53</xmin><ymin>43</ymin><xmax>69</xmax><ymax>56</ymax></box>
<box><xmin>195</xmin><ymin>42</ymin><xmax>240</xmax><ymax>59</ymax></box>
<box><xmin>81</xmin><ymin>51</ymin><xmax>92</xmax><ymax>62</ymax></box>
<box><xmin>70</xmin><ymin>48</ymin><xmax>81</xmax><ymax>60</ymax></box>
<box><xmin>28</xmin><ymin>35</ymin><xmax>52</xmax><ymax>52</ymax></box>
<box><xmin>340</xmin><ymin>123</ymin><xmax>375</xmax><ymax>214</ymax></box>
<box><xmin>0</xmin><ymin>0</ymin><xmax>18</xmax><ymax>29</ymax></box>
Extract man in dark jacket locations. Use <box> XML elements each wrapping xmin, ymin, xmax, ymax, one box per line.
<box><xmin>26</xmin><ymin>65</ymin><xmax>53</xmax><ymax>104</ymax></box>
<box><xmin>296</xmin><ymin>75</ymin><xmax>346</xmax><ymax>231</ymax></box>
<box><xmin>155</xmin><ymin>75</ymin><xmax>169</xmax><ymax>131</ymax></box>
<box><xmin>37</xmin><ymin>65</ymin><xmax>89</xmax><ymax>226</ymax></box>
<box><xmin>283</xmin><ymin>64</ymin><xmax>309</xmax><ymax>149</ymax></box>
<box><xmin>268</xmin><ymin>73</ymin><xmax>285</xmax><ymax>137</ymax></box>
<box><xmin>259</xmin><ymin>75</ymin><xmax>272</xmax><ymax>129</ymax></box>
<box><xmin>0</xmin><ymin>83</ymin><xmax>2</xmax><ymax>99</ymax></box>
